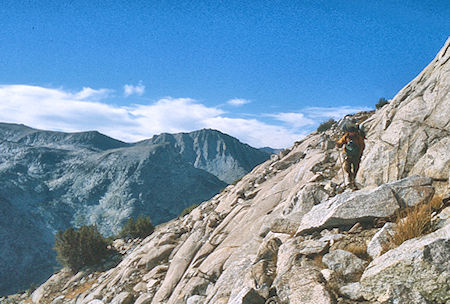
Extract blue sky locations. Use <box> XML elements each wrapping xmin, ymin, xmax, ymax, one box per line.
<box><xmin>0</xmin><ymin>1</ymin><xmax>449</xmax><ymax>148</ymax></box>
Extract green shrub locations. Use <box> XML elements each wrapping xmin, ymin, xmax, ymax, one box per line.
<box><xmin>180</xmin><ymin>203</ymin><xmax>199</xmax><ymax>217</ymax></box>
<box><xmin>119</xmin><ymin>215</ymin><xmax>154</xmax><ymax>239</ymax></box>
<box><xmin>54</xmin><ymin>225</ymin><xmax>109</xmax><ymax>272</ymax></box>
<box><xmin>317</xmin><ymin>119</ymin><xmax>336</xmax><ymax>132</ymax></box>
<box><xmin>376</xmin><ymin>97</ymin><xmax>389</xmax><ymax>109</ymax></box>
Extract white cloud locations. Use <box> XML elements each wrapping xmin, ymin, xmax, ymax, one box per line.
<box><xmin>0</xmin><ymin>85</ymin><xmax>371</xmax><ymax>149</ymax></box>
<box><xmin>269</xmin><ymin>112</ymin><xmax>315</xmax><ymax>128</ymax></box>
<box><xmin>227</xmin><ymin>98</ymin><xmax>251</xmax><ymax>106</ymax></box>
<box><xmin>0</xmin><ymin>85</ymin><xmax>135</xmax><ymax>139</ymax></box>
<box><xmin>124</xmin><ymin>82</ymin><xmax>145</xmax><ymax>97</ymax></box>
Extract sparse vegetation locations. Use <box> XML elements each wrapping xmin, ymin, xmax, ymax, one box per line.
<box><xmin>119</xmin><ymin>215</ymin><xmax>154</xmax><ymax>239</ymax></box>
<box><xmin>54</xmin><ymin>225</ymin><xmax>109</xmax><ymax>272</ymax></box>
<box><xmin>317</xmin><ymin>119</ymin><xmax>336</xmax><ymax>132</ymax></box>
<box><xmin>375</xmin><ymin>97</ymin><xmax>389</xmax><ymax>109</ymax></box>
<box><xmin>387</xmin><ymin>195</ymin><xmax>443</xmax><ymax>249</ymax></box>
<box><xmin>180</xmin><ymin>203</ymin><xmax>199</xmax><ymax>217</ymax></box>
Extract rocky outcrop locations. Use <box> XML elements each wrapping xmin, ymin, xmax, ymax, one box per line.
<box><xmin>3</xmin><ymin>39</ymin><xmax>449</xmax><ymax>304</ymax></box>
<box><xmin>295</xmin><ymin>176</ymin><xmax>434</xmax><ymax>235</ymax></box>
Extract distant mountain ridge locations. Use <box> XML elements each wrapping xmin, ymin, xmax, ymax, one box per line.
<box><xmin>144</xmin><ymin>129</ymin><xmax>270</xmax><ymax>183</ymax></box>
<box><xmin>0</xmin><ymin>124</ymin><xmax>270</xmax><ymax>295</ymax></box>
<box><xmin>0</xmin><ymin>122</ymin><xmax>131</xmax><ymax>151</ymax></box>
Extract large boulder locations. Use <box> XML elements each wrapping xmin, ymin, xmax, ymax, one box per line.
<box><xmin>296</xmin><ymin>176</ymin><xmax>433</xmax><ymax>234</ymax></box>
<box><xmin>360</xmin><ymin>223</ymin><xmax>450</xmax><ymax>303</ymax></box>
<box><xmin>322</xmin><ymin>249</ymin><xmax>368</xmax><ymax>281</ymax></box>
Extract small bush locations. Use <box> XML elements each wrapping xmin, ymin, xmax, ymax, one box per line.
<box><xmin>375</xmin><ymin>97</ymin><xmax>389</xmax><ymax>109</ymax></box>
<box><xmin>180</xmin><ymin>204</ymin><xmax>199</xmax><ymax>217</ymax></box>
<box><xmin>119</xmin><ymin>215</ymin><xmax>154</xmax><ymax>239</ymax></box>
<box><xmin>317</xmin><ymin>119</ymin><xmax>336</xmax><ymax>132</ymax></box>
<box><xmin>54</xmin><ymin>225</ymin><xmax>109</xmax><ymax>272</ymax></box>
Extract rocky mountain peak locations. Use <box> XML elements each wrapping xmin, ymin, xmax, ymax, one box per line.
<box><xmin>144</xmin><ymin>128</ymin><xmax>270</xmax><ymax>183</ymax></box>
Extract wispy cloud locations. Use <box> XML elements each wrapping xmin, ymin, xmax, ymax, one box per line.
<box><xmin>0</xmin><ymin>85</ymin><xmax>371</xmax><ymax>148</ymax></box>
<box><xmin>124</xmin><ymin>81</ymin><xmax>145</xmax><ymax>97</ymax></box>
<box><xmin>227</xmin><ymin>98</ymin><xmax>251</xmax><ymax>106</ymax></box>
<box><xmin>75</xmin><ymin>87</ymin><xmax>112</xmax><ymax>100</ymax></box>
<box><xmin>302</xmin><ymin>106</ymin><xmax>371</xmax><ymax>120</ymax></box>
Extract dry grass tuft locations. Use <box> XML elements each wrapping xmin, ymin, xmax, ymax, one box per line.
<box><xmin>391</xmin><ymin>203</ymin><xmax>431</xmax><ymax>246</ymax></box>
<box><xmin>388</xmin><ymin>195</ymin><xmax>443</xmax><ymax>248</ymax></box>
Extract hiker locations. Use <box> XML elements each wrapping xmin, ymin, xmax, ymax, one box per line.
<box><xmin>336</xmin><ymin>123</ymin><xmax>365</xmax><ymax>188</ymax></box>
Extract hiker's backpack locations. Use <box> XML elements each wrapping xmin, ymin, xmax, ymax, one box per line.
<box><xmin>344</xmin><ymin>138</ymin><xmax>359</xmax><ymax>158</ymax></box>
<box><xmin>339</xmin><ymin>117</ymin><xmax>357</xmax><ymax>132</ymax></box>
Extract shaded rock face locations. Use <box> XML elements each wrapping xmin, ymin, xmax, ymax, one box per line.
<box><xmin>358</xmin><ymin>38</ymin><xmax>450</xmax><ymax>195</ymax></box>
<box><xmin>0</xmin><ymin>126</ymin><xmax>268</xmax><ymax>296</ymax></box>
<box><xmin>4</xmin><ymin>40</ymin><xmax>450</xmax><ymax>304</ymax></box>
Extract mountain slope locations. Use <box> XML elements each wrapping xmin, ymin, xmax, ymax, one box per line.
<box><xmin>14</xmin><ymin>39</ymin><xmax>449</xmax><ymax>304</ymax></box>
<box><xmin>0</xmin><ymin>126</ymin><xmax>268</xmax><ymax>296</ymax></box>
